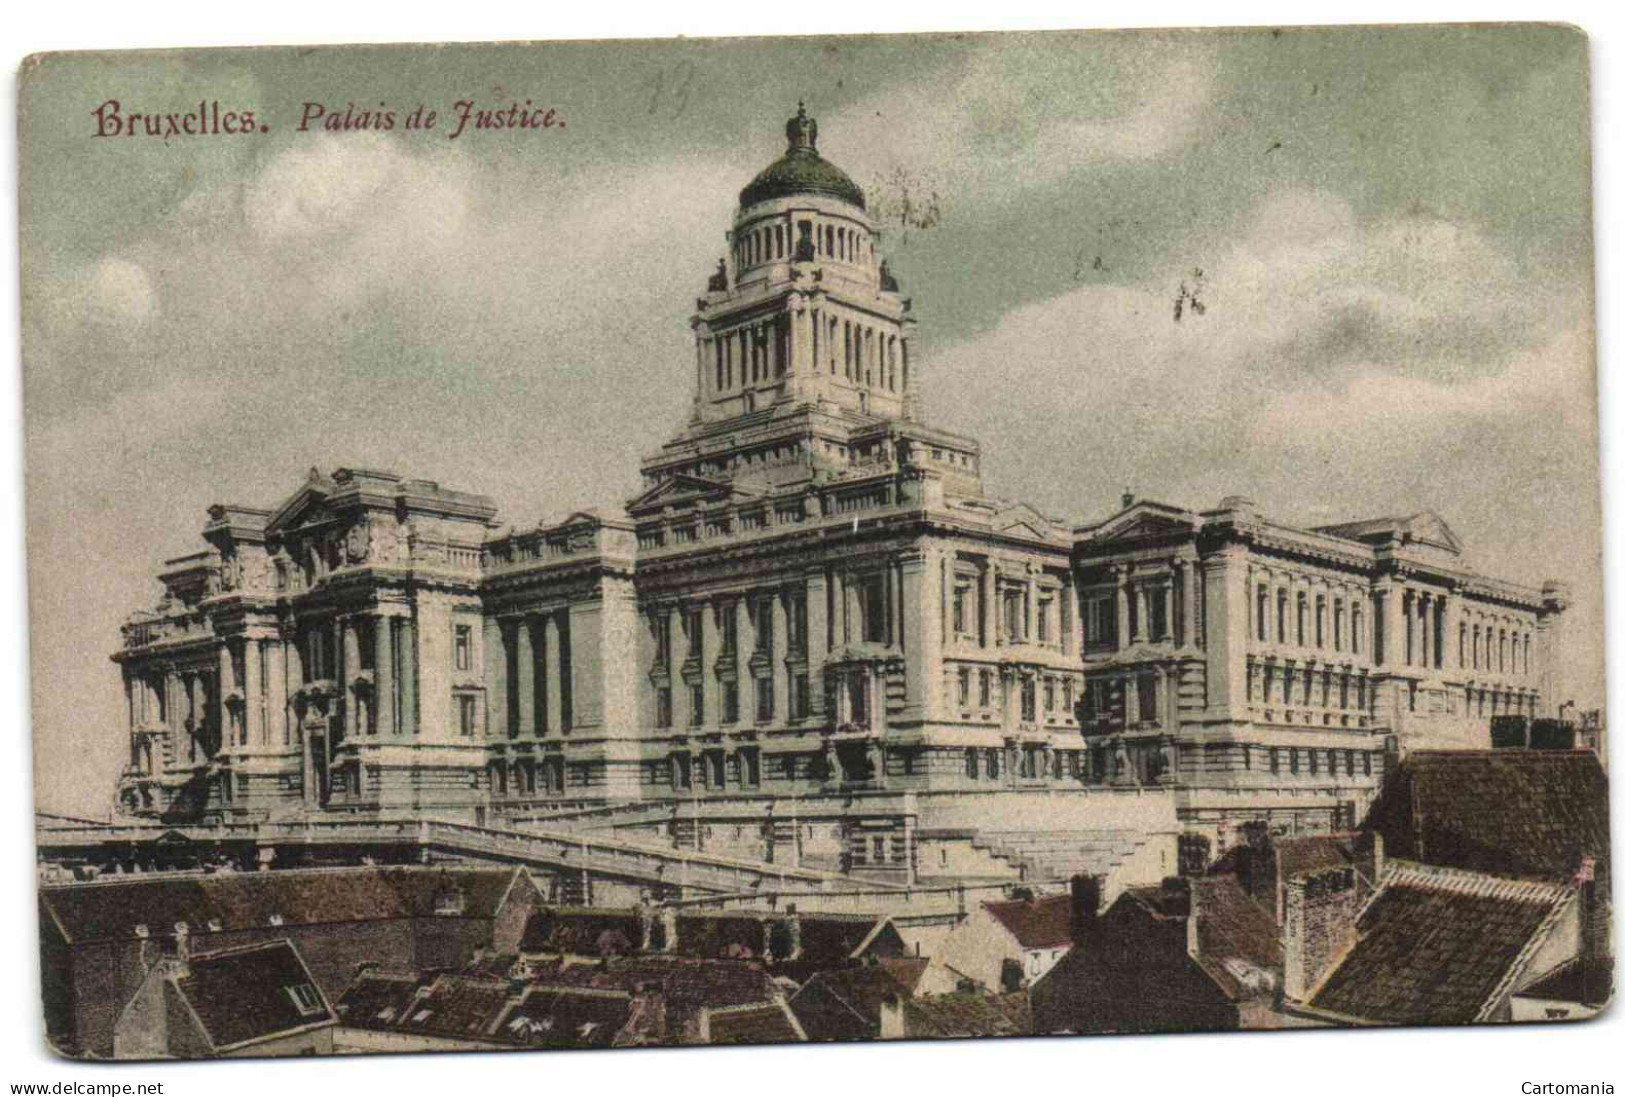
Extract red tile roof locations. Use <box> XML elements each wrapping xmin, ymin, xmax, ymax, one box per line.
<box><xmin>1307</xmin><ymin>866</ymin><xmax>1575</xmax><ymax>1025</ymax></box>
<box><xmin>982</xmin><ymin>895</ymin><xmax>1073</xmax><ymax>950</ymax></box>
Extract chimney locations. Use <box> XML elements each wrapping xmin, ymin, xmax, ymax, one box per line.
<box><xmin>1185</xmin><ymin>883</ymin><xmax>1201</xmax><ymax>960</ymax></box>
<box><xmin>785</xmin><ymin>906</ymin><xmax>804</xmax><ymax>962</ymax></box>
<box><xmin>172</xmin><ymin>922</ymin><xmax>192</xmax><ymax>978</ymax></box>
<box><xmin>878</xmin><ymin>993</ymin><xmax>907</xmax><ymax>1040</ymax></box>
<box><xmin>1070</xmin><ymin>874</ymin><xmax>1104</xmax><ymax>943</ymax></box>
<box><xmin>1282</xmin><ymin>877</ymin><xmax>1307</xmax><ymax>1001</ymax></box>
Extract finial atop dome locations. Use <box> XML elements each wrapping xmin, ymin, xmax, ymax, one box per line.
<box><xmin>786</xmin><ymin>101</ymin><xmax>817</xmax><ymax>152</ymax></box>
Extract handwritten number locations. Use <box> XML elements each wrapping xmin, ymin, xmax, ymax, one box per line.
<box><xmin>642</xmin><ymin>61</ymin><xmax>700</xmax><ymax>119</ymax></box>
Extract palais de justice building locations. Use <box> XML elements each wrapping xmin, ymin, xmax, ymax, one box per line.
<box><xmin>109</xmin><ymin>107</ymin><xmax>1570</xmax><ymax>870</ymax></box>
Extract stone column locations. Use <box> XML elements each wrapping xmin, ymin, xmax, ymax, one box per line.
<box><xmin>217</xmin><ymin>642</ymin><xmax>236</xmax><ymax>747</ymax></box>
<box><xmin>1175</xmin><ymin>562</ymin><xmax>1192</xmax><ymax>647</ymax></box>
<box><xmin>807</xmin><ymin>574</ymin><xmax>829</xmax><ymax>720</ymax></box>
<box><xmin>482</xmin><ymin>617</ymin><xmax>503</xmax><ymax>739</ymax></box>
<box><xmin>187</xmin><ymin>674</ymin><xmax>202</xmax><ymax>761</ymax></box>
<box><xmin>516</xmin><ymin>617</ymin><xmax>536</xmax><ymax>737</ymax></box>
<box><xmin>398</xmin><ymin>616</ymin><xmax>417</xmax><ymax>736</ymax></box>
<box><xmin>739</xmin><ymin>594</ymin><xmax>758</xmax><ymax>724</ymax></box>
<box><xmin>266</xmin><ymin>637</ymin><xmax>287</xmax><ymax>747</ymax></box>
<box><xmin>340</xmin><ymin>618</ymin><xmax>359</xmax><ymax>739</ymax></box>
<box><xmin>376</xmin><ymin>615</ymin><xmax>396</xmax><ymax>737</ymax></box>
<box><xmin>242</xmin><ymin>639</ymin><xmax>263</xmax><ymax>747</ymax></box>
<box><xmin>1201</xmin><ymin>549</ymin><xmax>1250</xmax><ymax>720</ymax></box>
<box><xmin>545</xmin><ymin>612</ymin><xmax>566</xmax><ymax>734</ymax></box>
<box><xmin>990</xmin><ymin>560</ymin><xmax>1003</xmax><ymax>646</ymax></box>
<box><xmin>773</xmin><ymin>589</ymin><xmax>792</xmax><ymax>726</ymax></box>
<box><xmin>1115</xmin><ymin>568</ymin><xmax>1130</xmax><ymax>652</ymax></box>
<box><xmin>1134</xmin><ymin>584</ymin><xmax>1149</xmax><ymax>644</ymax></box>
<box><xmin>1125</xmin><ymin>673</ymin><xmax>1141</xmax><ymax>726</ymax></box>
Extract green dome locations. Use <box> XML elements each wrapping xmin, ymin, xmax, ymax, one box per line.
<box><xmin>738</xmin><ymin>105</ymin><xmax>866</xmax><ymax>211</ymax></box>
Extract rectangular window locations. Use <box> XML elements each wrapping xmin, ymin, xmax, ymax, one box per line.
<box><xmin>965</xmin><ymin>748</ymin><xmax>980</xmax><ymax>779</ymax></box>
<box><xmin>454</xmin><ymin>625</ymin><xmax>471</xmax><ymax>671</ymax></box>
<box><xmin>720</xmin><ymin>604</ymin><xmax>738</xmax><ymax>656</ymax></box>
<box><xmin>1270</xmin><ymin>747</ymin><xmax>1280</xmax><ymax>774</ymax></box>
<box><xmin>1003</xmin><ymin>590</ymin><xmax>1023</xmax><ymax>641</ymax></box>
<box><xmin>287</xmin><ymin>984</ymin><xmax>324</xmax><ymax>1017</ymax></box>
<box><xmin>1289</xmin><ymin>748</ymin><xmax>1300</xmax><ymax>774</ymax></box>
<box><xmin>953</xmin><ymin>585</ymin><xmax>968</xmax><ymax>635</ymax></box>
<box><xmin>756</xmin><ymin>677</ymin><xmax>774</xmax><ymax>723</ymax></box>
<box><xmin>722</xmin><ymin>681</ymin><xmax>740</xmax><ymax>724</ymax></box>
<box><xmin>957</xmin><ymin>668</ymin><xmax>971</xmax><ymax>707</ymax></box>
<box><xmin>788</xmin><ymin>593</ymin><xmax>808</xmax><ymax>655</ymax></box>
<box><xmin>860</xmin><ymin>574</ymin><xmax>888</xmax><ymax>644</ymax></box>
<box><xmin>673</xmin><ymin>753</ymin><xmax>692</xmax><ymax>789</ymax></box>
<box><xmin>1038</xmin><ymin>599</ymin><xmax>1053</xmax><ymax>643</ymax></box>
<box><xmin>1020</xmin><ymin>678</ymin><xmax>1037</xmax><ymax>722</ymax></box>
<box><xmin>978</xmin><ymin>670</ymin><xmax>992</xmax><ymax>707</ymax></box>
<box><xmin>1363</xmin><ymin>752</ymin><xmax>1373</xmax><ymax>777</ymax></box>
<box><xmin>656</xmin><ymin>686</ymin><xmax>672</xmax><ymax>729</ymax></box>
<box><xmin>690</xmin><ymin>683</ymin><xmax>705</xmax><ymax>726</ymax></box>
<box><xmin>1088</xmin><ymin>596</ymin><xmax>1118</xmax><ymax>646</ymax></box>
<box><xmin>792</xmin><ymin>673</ymin><xmax>810</xmax><ymax>720</ymax></box>
<box><xmin>458</xmin><ymin>694</ymin><xmax>477</xmax><ymax>737</ymax></box>
<box><xmin>1138</xmin><ymin>674</ymin><xmax>1158</xmax><ymax>723</ymax></box>
<box><xmin>1149</xmin><ymin>590</ymin><xmax>1168</xmax><ymax>642</ymax></box>
<box><xmin>1044</xmin><ymin>677</ymin><xmax>1056</xmax><ymax>712</ymax></box>
<box><xmin>655</xmin><ymin>613</ymin><xmax>673</xmax><ymax>668</ymax></box>
<box><xmin>755</xmin><ymin>597</ymin><xmax>774</xmax><ymax>657</ymax></box>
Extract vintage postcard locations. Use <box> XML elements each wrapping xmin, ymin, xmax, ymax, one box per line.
<box><xmin>19</xmin><ymin>24</ymin><xmax>1610</xmax><ymax>1060</ymax></box>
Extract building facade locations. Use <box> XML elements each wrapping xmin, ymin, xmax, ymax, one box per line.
<box><xmin>107</xmin><ymin>106</ymin><xmax>1568</xmax><ymax>865</ymax></box>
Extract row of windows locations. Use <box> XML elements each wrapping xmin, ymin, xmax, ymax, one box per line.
<box><xmin>1458</xmin><ymin>622</ymin><xmax>1533</xmax><ymax>677</ymax></box>
<box><xmin>811</xmin><ymin>308</ymin><xmax>901</xmax><ymax>393</ymax></box>
<box><xmin>953</xmin><ymin>580</ymin><xmax>1066</xmax><ymax>646</ymax></box>
<box><xmin>733</xmin><ymin>218</ymin><xmax>871</xmax><ymax>270</ymax></box>
<box><xmin>710</xmin><ymin>318</ymin><xmax>789</xmax><ymax>393</ymax></box>
<box><xmin>1250</xmin><ymin>663</ymin><xmax>1371</xmax><ymax>711</ymax></box>
<box><xmin>955</xmin><ymin>667</ymin><xmax>1077</xmax><ymax>718</ymax></box>
<box><xmin>1256</xmin><ymin>585</ymin><xmax>1365</xmax><ymax>655</ymax></box>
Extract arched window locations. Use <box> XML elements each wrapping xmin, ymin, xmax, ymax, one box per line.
<box><xmin>837</xmin><ymin>227</ymin><xmax>846</xmax><ymax>260</ymax></box>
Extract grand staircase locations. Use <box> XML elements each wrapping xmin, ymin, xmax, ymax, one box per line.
<box><xmin>968</xmin><ymin>828</ymin><xmax>1152</xmax><ymax>883</ymax></box>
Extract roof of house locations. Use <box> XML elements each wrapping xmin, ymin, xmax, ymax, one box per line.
<box><xmin>520</xmin><ymin>908</ymin><xmax>645</xmax><ymax>957</ymax></box>
<box><xmin>1514</xmin><ymin>959</ymin><xmax>1614</xmax><ymax>1009</ymax></box>
<box><xmin>790</xmin><ymin>963</ymin><xmax>918</xmax><ymax>1031</ymax></box>
<box><xmin>497</xmin><ymin>986</ymin><xmax>639</xmax><ymax>1049</ymax></box>
<box><xmin>1366</xmin><ymin>751</ymin><xmax>1610</xmax><ymax>884</ymax></box>
<box><xmin>1273</xmin><ymin>835</ymin><xmax>1361</xmax><ymax>881</ymax></box>
<box><xmin>876</xmin><ymin>957</ymin><xmax>932</xmax><ymax>997</ymax></box>
<box><xmin>982</xmin><ymin>895</ymin><xmax>1074</xmax><ymax>950</ymax></box>
<box><xmin>904</xmin><ymin>992</ymin><xmax>1032</xmax><ymax>1039</ymax></box>
<box><xmin>171</xmin><ymin>939</ymin><xmax>334</xmax><ymax>1052</ymax></box>
<box><xmin>42</xmin><ymin>867</ymin><xmax>528</xmax><ymax>944</ymax></box>
<box><xmin>1307</xmin><ymin>866</ymin><xmax>1575</xmax><ymax>1025</ymax></box>
<box><xmin>1118</xmin><ymin>875</ymin><xmax>1282</xmax><ymax>1002</ymax></box>
<box><xmin>705</xmin><ymin>1000</ymin><xmax>807</xmax><ymax>1045</ymax></box>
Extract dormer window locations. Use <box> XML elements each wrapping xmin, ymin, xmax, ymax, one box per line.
<box><xmin>286</xmin><ymin>983</ymin><xmax>323</xmax><ymax>1016</ymax></box>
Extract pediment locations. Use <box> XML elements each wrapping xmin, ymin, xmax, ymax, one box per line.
<box><xmin>265</xmin><ymin>482</ymin><xmax>335</xmax><ymax>536</ymax></box>
<box><xmin>627</xmin><ymin>473</ymin><xmax>757</xmax><ymax>516</ymax></box>
<box><xmin>1090</xmin><ymin>505</ymin><xmax>1196</xmax><ymax>544</ymax></box>
<box><xmin>1404</xmin><ymin>511</ymin><xmax>1463</xmax><ymax>555</ymax></box>
<box><xmin>991</xmin><ymin>504</ymin><xmax>1052</xmax><ymax>539</ymax></box>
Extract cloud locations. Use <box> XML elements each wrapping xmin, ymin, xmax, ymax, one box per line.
<box><xmin>825</xmin><ymin>37</ymin><xmax>1219</xmax><ymax>209</ymax></box>
<box><xmin>86</xmin><ymin>257</ymin><xmax>156</xmax><ymax>323</ymax></box>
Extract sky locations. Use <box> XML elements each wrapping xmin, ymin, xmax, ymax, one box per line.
<box><xmin>18</xmin><ymin>26</ymin><xmax>1599</xmax><ymax>817</ymax></box>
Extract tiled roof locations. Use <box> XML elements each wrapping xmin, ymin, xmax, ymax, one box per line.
<box><xmin>496</xmin><ymin>987</ymin><xmax>637</xmax><ymax>1048</ymax></box>
<box><xmin>1274</xmin><ymin>835</ymin><xmax>1359</xmax><ymax>881</ymax></box>
<box><xmin>876</xmin><ymin>957</ymin><xmax>931</xmax><ymax>997</ymax></box>
<box><xmin>705</xmin><ymin>1000</ymin><xmax>806</xmax><ymax>1045</ymax></box>
<box><xmin>982</xmin><ymin>895</ymin><xmax>1073</xmax><ymax>950</ymax></box>
<box><xmin>1307</xmin><ymin>866</ymin><xmax>1574</xmax><ymax>1025</ymax></box>
<box><xmin>904</xmin><ymin>992</ymin><xmax>1031</xmax><ymax>1038</ymax></box>
<box><xmin>172</xmin><ymin>939</ymin><xmax>334</xmax><ymax>1051</ymax></box>
<box><xmin>673</xmin><ymin>914</ymin><xmax>772</xmax><ymax>960</ymax></box>
<box><xmin>42</xmin><ymin>867</ymin><xmax>526</xmax><ymax>944</ymax></box>
<box><xmin>1515</xmin><ymin>959</ymin><xmax>1613</xmax><ymax>1009</ymax></box>
<box><xmin>521</xmin><ymin>908</ymin><xmax>645</xmax><ymax>956</ymax></box>
<box><xmin>1190</xmin><ymin>876</ymin><xmax>1284</xmax><ymax>1001</ymax></box>
<box><xmin>1366</xmin><ymin>751</ymin><xmax>1610</xmax><ymax>884</ymax></box>
<box><xmin>334</xmin><ymin>971</ymin><xmax>428</xmax><ymax>1030</ymax></box>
